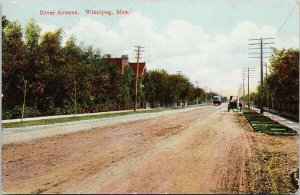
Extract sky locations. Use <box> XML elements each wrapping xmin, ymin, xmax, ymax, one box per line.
<box><xmin>2</xmin><ymin>0</ymin><xmax>299</xmax><ymax>97</ymax></box>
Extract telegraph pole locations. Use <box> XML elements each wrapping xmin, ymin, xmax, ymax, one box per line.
<box><xmin>264</xmin><ymin>62</ymin><xmax>269</xmax><ymax>112</ymax></box>
<box><xmin>195</xmin><ymin>80</ymin><xmax>199</xmax><ymax>104</ymax></box>
<box><xmin>134</xmin><ymin>45</ymin><xmax>144</xmax><ymax>112</ymax></box>
<box><xmin>260</xmin><ymin>37</ymin><xmax>263</xmax><ymax>114</ymax></box>
<box><xmin>248</xmin><ymin>68</ymin><xmax>250</xmax><ymax>109</ymax></box>
<box><xmin>242</xmin><ymin>72</ymin><xmax>245</xmax><ymax>99</ymax></box>
<box><xmin>248</xmin><ymin>37</ymin><xmax>274</xmax><ymax>114</ymax></box>
<box><xmin>242</xmin><ymin>67</ymin><xmax>256</xmax><ymax>110</ymax></box>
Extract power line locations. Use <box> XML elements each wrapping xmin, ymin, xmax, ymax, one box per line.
<box><xmin>248</xmin><ymin>38</ymin><xmax>275</xmax><ymax>114</ymax></box>
<box><xmin>242</xmin><ymin>68</ymin><xmax>256</xmax><ymax>109</ymax></box>
<box><xmin>195</xmin><ymin>80</ymin><xmax>199</xmax><ymax>104</ymax></box>
<box><xmin>276</xmin><ymin>2</ymin><xmax>298</xmax><ymax>36</ymax></box>
<box><xmin>133</xmin><ymin>45</ymin><xmax>144</xmax><ymax>112</ymax></box>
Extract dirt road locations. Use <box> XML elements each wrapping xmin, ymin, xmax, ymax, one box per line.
<box><xmin>2</xmin><ymin>105</ymin><xmax>298</xmax><ymax>194</ymax></box>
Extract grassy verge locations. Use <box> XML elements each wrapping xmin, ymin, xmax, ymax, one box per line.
<box><xmin>242</xmin><ymin>109</ymin><xmax>297</xmax><ymax>136</ymax></box>
<box><xmin>3</xmin><ymin>108</ymin><xmax>174</xmax><ymax>129</ymax></box>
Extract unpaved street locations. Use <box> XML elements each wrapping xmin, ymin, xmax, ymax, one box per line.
<box><xmin>2</xmin><ymin>105</ymin><xmax>298</xmax><ymax>194</ymax></box>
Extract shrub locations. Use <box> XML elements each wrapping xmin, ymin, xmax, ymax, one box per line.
<box><xmin>2</xmin><ymin>106</ymin><xmax>41</xmax><ymax>119</ymax></box>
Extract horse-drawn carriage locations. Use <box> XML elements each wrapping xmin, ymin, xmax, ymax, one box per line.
<box><xmin>228</xmin><ymin>96</ymin><xmax>242</xmax><ymax>112</ymax></box>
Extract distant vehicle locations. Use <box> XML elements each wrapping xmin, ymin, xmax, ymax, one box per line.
<box><xmin>212</xmin><ymin>95</ymin><xmax>222</xmax><ymax>106</ymax></box>
<box><xmin>228</xmin><ymin>96</ymin><xmax>242</xmax><ymax>112</ymax></box>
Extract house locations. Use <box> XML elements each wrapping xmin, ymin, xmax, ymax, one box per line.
<box><xmin>102</xmin><ymin>54</ymin><xmax>146</xmax><ymax>76</ymax></box>
<box><xmin>129</xmin><ymin>62</ymin><xmax>146</xmax><ymax>76</ymax></box>
<box><xmin>102</xmin><ymin>54</ymin><xmax>129</xmax><ymax>74</ymax></box>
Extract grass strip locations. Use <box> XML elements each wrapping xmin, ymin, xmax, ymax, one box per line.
<box><xmin>243</xmin><ymin>110</ymin><xmax>297</xmax><ymax>136</ymax></box>
<box><xmin>3</xmin><ymin>107</ymin><xmax>174</xmax><ymax>129</ymax></box>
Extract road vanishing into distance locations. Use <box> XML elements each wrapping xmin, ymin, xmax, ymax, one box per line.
<box><xmin>2</xmin><ymin>104</ymin><xmax>298</xmax><ymax>194</ymax></box>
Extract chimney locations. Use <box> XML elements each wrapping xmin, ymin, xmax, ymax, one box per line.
<box><xmin>103</xmin><ymin>54</ymin><xmax>111</xmax><ymax>59</ymax></box>
<box><xmin>121</xmin><ymin>55</ymin><xmax>129</xmax><ymax>74</ymax></box>
<box><xmin>121</xmin><ymin>55</ymin><xmax>128</xmax><ymax>60</ymax></box>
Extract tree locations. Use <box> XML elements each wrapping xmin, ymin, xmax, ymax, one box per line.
<box><xmin>62</xmin><ymin>36</ymin><xmax>84</xmax><ymax>114</ymax></box>
<box><xmin>144</xmin><ymin>70</ymin><xmax>169</xmax><ymax>107</ymax></box>
<box><xmin>2</xmin><ymin>16</ymin><xmax>9</xmax><ymax>29</ymax></box>
<box><xmin>267</xmin><ymin>48</ymin><xmax>299</xmax><ymax>113</ymax></box>
<box><xmin>25</xmin><ymin>19</ymin><xmax>40</xmax><ymax>59</ymax></box>
<box><xmin>168</xmin><ymin>74</ymin><xmax>192</xmax><ymax>107</ymax></box>
<box><xmin>24</xmin><ymin>18</ymin><xmax>43</xmax><ymax>115</ymax></box>
<box><xmin>39</xmin><ymin>28</ymin><xmax>65</xmax><ymax>113</ymax></box>
<box><xmin>17</xmin><ymin>76</ymin><xmax>33</xmax><ymax>125</ymax></box>
<box><xmin>2</xmin><ymin>20</ymin><xmax>27</xmax><ymax>111</ymax></box>
<box><xmin>144</xmin><ymin>70</ymin><xmax>195</xmax><ymax>108</ymax></box>
<box><xmin>119</xmin><ymin>67</ymin><xmax>134</xmax><ymax>110</ymax></box>
<box><xmin>88</xmin><ymin>58</ymin><xmax>122</xmax><ymax>111</ymax></box>
<box><xmin>2</xmin><ymin>17</ymin><xmax>218</xmax><ymax>119</ymax></box>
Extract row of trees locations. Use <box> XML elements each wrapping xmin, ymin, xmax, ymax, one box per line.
<box><xmin>2</xmin><ymin>16</ymin><xmax>215</xmax><ymax>119</ymax></box>
<box><xmin>243</xmin><ymin>48</ymin><xmax>299</xmax><ymax>118</ymax></box>
<box><xmin>265</xmin><ymin>48</ymin><xmax>299</xmax><ymax>115</ymax></box>
<box><xmin>143</xmin><ymin>70</ymin><xmax>216</xmax><ymax>108</ymax></box>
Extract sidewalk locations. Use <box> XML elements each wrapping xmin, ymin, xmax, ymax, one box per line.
<box><xmin>251</xmin><ymin>107</ymin><xmax>299</xmax><ymax>132</ymax></box>
<box><xmin>2</xmin><ymin>109</ymin><xmax>136</xmax><ymax>123</ymax></box>
<box><xmin>2</xmin><ymin>103</ymin><xmax>207</xmax><ymax>124</ymax></box>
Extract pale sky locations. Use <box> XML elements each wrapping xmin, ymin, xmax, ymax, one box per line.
<box><xmin>2</xmin><ymin>0</ymin><xmax>299</xmax><ymax>97</ymax></box>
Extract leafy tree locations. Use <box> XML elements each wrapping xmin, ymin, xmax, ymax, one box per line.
<box><xmin>2</xmin><ymin>20</ymin><xmax>27</xmax><ymax>111</ymax></box>
<box><xmin>39</xmin><ymin>28</ymin><xmax>65</xmax><ymax>113</ymax></box>
<box><xmin>2</xmin><ymin>16</ymin><xmax>10</xmax><ymax>29</ymax></box>
<box><xmin>144</xmin><ymin>70</ymin><xmax>169</xmax><ymax>107</ymax></box>
<box><xmin>168</xmin><ymin>74</ymin><xmax>192</xmax><ymax>107</ymax></box>
<box><xmin>119</xmin><ymin>67</ymin><xmax>134</xmax><ymax>110</ymax></box>
<box><xmin>62</xmin><ymin>36</ymin><xmax>84</xmax><ymax>114</ymax></box>
<box><xmin>24</xmin><ymin>18</ymin><xmax>43</xmax><ymax>114</ymax></box>
<box><xmin>2</xmin><ymin>17</ymin><xmax>217</xmax><ymax>119</ymax></box>
<box><xmin>266</xmin><ymin>48</ymin><xmax>299</xmax><ymax>113</ymax></box>
<box><xmin>88</xmin><ymin>58</ymin><xmax>121</xmax><ymax>111</ymax></box>
<box><xmin>25</xmin><ymin>19</ymin><xmax>40</xmax><ymax>59</ymax></box>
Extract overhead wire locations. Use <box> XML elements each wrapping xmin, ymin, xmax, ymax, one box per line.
<box><xmin>276</xmin><ymin>1</ymin><xmax>298</xmax><ymax>36</ymax></box>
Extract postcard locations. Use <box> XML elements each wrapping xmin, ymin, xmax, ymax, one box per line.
<box><xmin>1</xmin><ymin>0</ymin><xmax>299</xmax><ymax>194</ymax></box>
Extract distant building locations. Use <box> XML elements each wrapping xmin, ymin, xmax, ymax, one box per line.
<box><xmin>102</xmin><ymin>54</ymin><xmax>129</xmax><ymax>74</ymax></box>
<box><xmin>103</xmin><ymin>54</ymin><xmax>146</xmax><ymax>76</ymax></box>
<box><xmin>129</xmin><ymin>62</ymin><xmax>146</xmax><ymax>76</ymax></box>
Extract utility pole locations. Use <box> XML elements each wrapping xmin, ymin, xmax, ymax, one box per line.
<box><xmin>177</xmin><ymin>71</ymin><xmax>182</xmax><ymax>75</ymax></box>
<box><xmin>260</xmin><ymin>37</ymin><xmax>263</xmax><ymax>114</ymax></box>
<box><xmin>248</xmin><ymin>37</ymin><xmax>274</xmax><ymax>114</ymax></box>
<box><xmin>134</xmin><ymin>45</ymin><xmax>144</xmax><ymax>112</ymax></box>
<box><xmin>264</xmin><ymin>62</ymin><xmax>269</xmax><ymax>113</ymax></box>
<box><xmin>248</xmin><ymin>68</ymin><xmax>250</xmax><ymax>110</ymax></box>
<box><xmin>242</xmin><ymin>67</ymin><xmax>256</xmax><ymax>110</ymax></box>
<box><xmin>195</xmin><ymin>80</ymin><xmax>199</xmax><ymax>104</ymax></box>
<box><xmin>242</xmin><ymin>72</ymin><xmax>245</xmax><ymax>99</ymax></box>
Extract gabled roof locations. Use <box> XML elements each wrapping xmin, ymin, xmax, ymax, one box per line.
<box><xmin>103</xmin><ymin>55</ymin><xmax>146</xmax><ymax>76</ymax></box>
<box><xmin>129</xmin><ymin>62</ymin><xmax>146</xmax><ymax>76</ymax></box>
